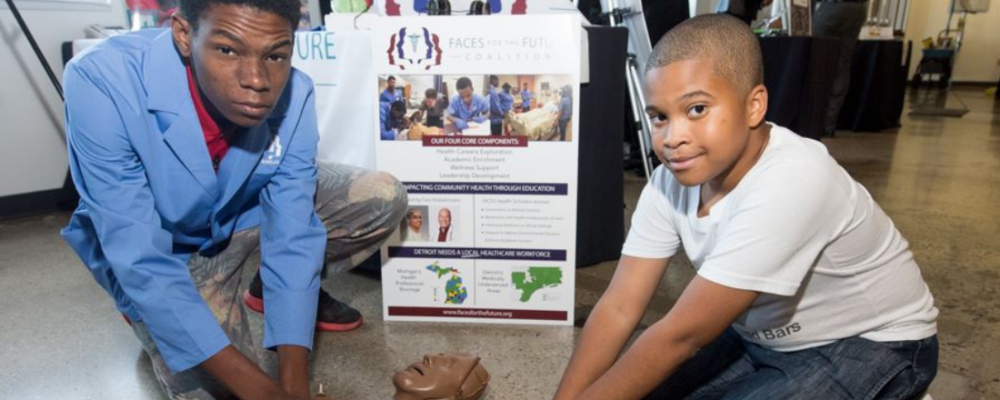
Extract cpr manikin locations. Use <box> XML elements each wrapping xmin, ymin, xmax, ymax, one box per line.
<box><xmin>393</xmin><ymin>352</ymin><xmax>490</xmax><ymax>400</ymax></box>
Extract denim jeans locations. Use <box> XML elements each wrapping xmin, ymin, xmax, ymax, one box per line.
<box><xmin>644</xmin><ymin>328</ymin><xmax>938</xmax><ymax>400</ymax></box>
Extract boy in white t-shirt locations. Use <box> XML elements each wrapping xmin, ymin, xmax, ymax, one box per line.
<box><xmin>553</xmin><ymin>15</ymin><xmax>938</xmax><ymax>400</ymax></box>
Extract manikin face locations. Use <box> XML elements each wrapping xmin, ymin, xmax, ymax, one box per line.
<box><xmin>438</xmin><ymin>209</ymin><xmax>452</xmax><ymax>229</ymax></box>
<box><xmin>172</xmin><ymin>4</ymin><xmax>294</xmax><ymax>128</ymax></box>
<box><xmin>393</xmin><ymin>353</ymin><xmax>490</xmax><ymax>400</ymax></box>
<box><xmin>408</xmin><ymin>210</ymin><xmax>424</xmax><ymax>231</ymax></box>
<box><xmin>643</xmin><ymin>59</ymin><xmax>767</xmax><ymax>188</ymax></box>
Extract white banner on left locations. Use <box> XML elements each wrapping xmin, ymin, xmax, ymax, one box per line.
<box><xmin>292</xmin><ymin>17</ymin><xmax>378</xmax><ymax>170</ymax></box>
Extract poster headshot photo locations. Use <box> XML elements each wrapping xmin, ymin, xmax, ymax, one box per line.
<box><xmin>377</xmin><ymin>74</ymin><xmax>575</xmax><ymax>142</ymax></box>
<box><xmin>399</xmin><ymin>205</ymin><xmax>429</xmax><ymax>243</ymax></box>
<box><xmin>431</xmin><ymin>206</ymin><xmax>459</xmax><ymax>243</ymax></box>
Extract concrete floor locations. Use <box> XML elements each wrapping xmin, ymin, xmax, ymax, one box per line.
<box><xmin>1</xmin><ymin>87</ymin><xmax>998</xmax><ymax>399</ymax></box>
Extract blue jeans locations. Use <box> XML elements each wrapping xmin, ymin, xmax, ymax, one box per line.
<box><xmin>644</xmin><ymin>329</ymin><xmax>938</xmax><ymax>400</ymax></box>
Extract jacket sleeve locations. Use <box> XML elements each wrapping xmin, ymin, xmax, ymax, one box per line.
<box><xmin>258</xmin><ymin>85</ymin><xmax>326</xmax><ymax>351</ymax></box>
<box><xmin>63</xmin><ymin>60</ymin><xmax>229</xmax><ymax>373</ymax></box>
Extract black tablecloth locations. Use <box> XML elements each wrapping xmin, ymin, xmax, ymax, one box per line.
<box><xmin>837</xmin><ymin>40</ymin><xmax>909</xmax><ymax>132</ymax></box>
<box><xmin>760</xmin><ymin>36</ymin><xmax>841</xmax><ymax>140</ymax></box>
<box><xmin>576</xmin><ymin>26</ymin><xmax>628</xmax><ymax>267</ymax></box>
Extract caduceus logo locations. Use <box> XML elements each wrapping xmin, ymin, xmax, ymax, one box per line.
<box><xmin>387</xmin><ymin>26</ymin><xmax>443</xmax><ymax>71</ymax></box>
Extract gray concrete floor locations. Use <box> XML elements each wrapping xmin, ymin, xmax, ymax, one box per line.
<box><xmin>2</xmin><ymin>87</ymin><xmax>999</xmax><ymax>400</ymax></box>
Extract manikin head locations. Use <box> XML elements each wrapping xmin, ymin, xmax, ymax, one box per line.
<box><xmin>393</xmin><ymin>353</ymin><xmax>490</xmax><ymax>400</ymax></box>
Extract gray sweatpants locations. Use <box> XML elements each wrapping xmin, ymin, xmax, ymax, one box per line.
<box><xmin>130</xmin><ymin>162</ymin><xmax>407</xmax><ymax>399</ymax></box>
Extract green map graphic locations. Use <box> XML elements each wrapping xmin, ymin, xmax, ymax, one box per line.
<box><xmin>512</xmin><ymin>267</ymin><xmax>562</xmax><ymax>302</ymax></box>
<box><xmin>425</xmin><ymin>262</ymin><xmax>468</xmax><ymax>304</ymax></box>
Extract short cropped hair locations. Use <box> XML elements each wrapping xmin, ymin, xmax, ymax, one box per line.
<box><xmin>646</xmin><ymin>14</ymin><xmax>763</xmax><ymax>96</ymax></box>
<box><xmin>425</xmin><ymin>88</ymin><xmax>438</xmax><ymax>98</ymax></box>
<box><xmin>456</xmin><ymin>77</ymin><xmax>473</xmax><ymax>91</ymax></box>
<box><xmin>390</xmin><ymin>100</ymin><xmax>406</xmax><ymax>114</ymax></box>
<box><xmin>180</xmin><ymin>0</ymin><xmax>300</xmax><ymax>31</ymax></box>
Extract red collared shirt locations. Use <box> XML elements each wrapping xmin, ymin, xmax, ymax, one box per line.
<box><xmin>186</xmin><ymin>65</ymin><xmax>231</xmax><ymax>172</ymax></box>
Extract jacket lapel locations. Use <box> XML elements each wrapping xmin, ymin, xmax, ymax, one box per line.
<box><xmin>144</xmin><ymin>30</ymin><xmax>220</xmax><ymax>198</ymax></box>
<box><xmin>216</xmin><ymin>83</ymin><xmax>294</xmax><ymax>213</ymax></box>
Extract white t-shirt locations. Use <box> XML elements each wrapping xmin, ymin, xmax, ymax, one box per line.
<box><xmin>622</xmin><ymin>124</ymin><xmax>938</xmax><ymax>351</ymax></box>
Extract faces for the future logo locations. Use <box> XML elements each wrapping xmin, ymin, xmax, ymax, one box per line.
<box><xmin>387</xmin><ymin>27</ymin><xmax>443</xmax><ymax>71</ymax></box>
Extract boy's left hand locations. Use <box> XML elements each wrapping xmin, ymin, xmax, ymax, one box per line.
<box><xmin>571</xmin><ymin>276</ymin><xmax>758</xmax><ymax>400</ymax></box>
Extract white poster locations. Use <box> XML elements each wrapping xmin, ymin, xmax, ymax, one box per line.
<box><xmin>293</xmin><ymin>19</ymin><xmax>378</xmax><ymax>170</ymax></box>
<box><xmin>374</xmin><ymin>0</ymin><xmax>579</xmax><ymax>16</ymax></box>
<box><xmin>375</xmin><ymin>15</ymin><xmax>580</xmax><ymax>325</ymax></box>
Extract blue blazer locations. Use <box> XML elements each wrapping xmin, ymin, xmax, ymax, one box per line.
<box><xmin>61</xmin><ymin>29</ymin><xmax>325</xmax><ymax>373</ymax></box>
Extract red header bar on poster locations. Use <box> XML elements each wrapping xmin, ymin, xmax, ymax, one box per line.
<box><xmin>422</xmin><ymin>136</ymin><xmax>528</xmax><ymax>147</ymax></box>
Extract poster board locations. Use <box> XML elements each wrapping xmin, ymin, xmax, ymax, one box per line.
<box><xmin>374</xmin><ymin>0</ymin><xmax>579</xmax><ymax>15</ymax></box>
<box><xmin>374</xmin><ymin>15</ymin><xmax>581</xmax><ymax>325</ymax></box>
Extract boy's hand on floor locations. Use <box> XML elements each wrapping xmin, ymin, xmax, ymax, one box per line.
<box><xmin>200</xmin><ymin>345</ymin><xmax>296</xmax><ymax>400</ymax></box>
<box><xmin>278</xmin><ymin>345</ymin><xmax>312</xmax><ymax>400</ymax></box>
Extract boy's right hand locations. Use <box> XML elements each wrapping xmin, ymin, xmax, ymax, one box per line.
<box><xmin>200</xmin><ymin>345</ymin><xmax>307</xmax><ymax>400</ymax></box>
<box><xmin>552</xmin><ymin>255</ymin><xmax>671</xmax><ymax>400</ymax></box>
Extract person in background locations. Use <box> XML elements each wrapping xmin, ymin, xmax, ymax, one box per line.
<box><xmin>381</xmin><ymin>100</ymin><xmax>410</xmax><ymax>140</ymax></box>
<box><xmin>715</xmin><ymin>0</ymin><xmax>771</xmax><ymax>25</ymax></box>
<box><xmin>558</xmin><ymin>85</ymin><xmax>573</xmax><ymax>141</ymax></box>
<box><xmin>520</xmin><ymin>82</ymin><xmax>533</xmax><ymax>112</ymax></box>
<box><xmin>814</xmin><ymin>0</ymin><xmax>869</xmax><ymax>137</ymax></box>
<box><xmin>500</xmin><ymin>83</ymin><xmax>514</xmax><ymax>113</ymax></box>
<box><xmin>419</xmin><ymin>88</ymin><xmax>447</xmax><ymax>128</ymax></box>
<box><xmin>446</xmin><ymin>77</ymin><xmax>490</xmax><ymax>133</ymax></box>
<box><xmin>499</xmin><ymin>83</ymin><xmax>515</xmax><ymax>134</ymax></box>
<box><xmin>401</xmin><ymin>208</ymin><xmax>427</xmax><ymax>242</ymax></box>
<box><xmin>381</xmin><ymin>75</ymin><xmax>404</xmax><ymax>104</ymax></box>
<box><xmin>488</xmin><ymin>75</ymin><xmax>504</xmax><ymax>135</ymax></box>
<box><xmin>436</xmin><ymin>208</ymin><xmax>456</xmax><ymax>242</ymax></box>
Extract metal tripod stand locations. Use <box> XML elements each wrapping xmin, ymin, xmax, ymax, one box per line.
<box><xmin>603</xmin><ymin>0</ymin><xmax>654</xmax><ymax>180</ymax></box>
<box><xmin>3</xmin><ymin>0</ymin><xmax>64</xmax><ymax>100</ymax></box>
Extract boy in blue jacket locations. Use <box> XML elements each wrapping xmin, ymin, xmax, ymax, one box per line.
<box><xmin>61</xmin><ymin>0</ymin><xmax>406</xmax><ymax>398</ymax></box>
